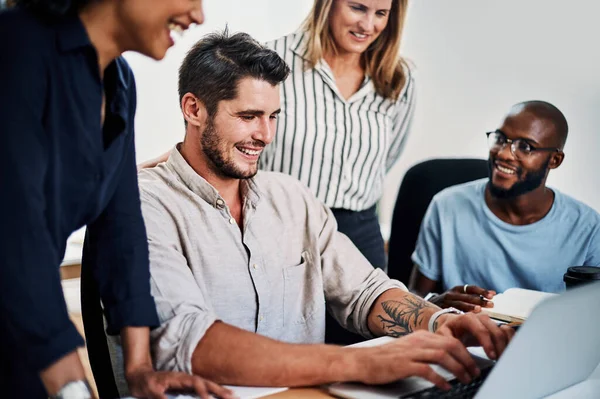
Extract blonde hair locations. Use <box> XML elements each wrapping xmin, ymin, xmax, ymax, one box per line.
<box><xmin>302</xmin><ymin>0</ymin><xmax>409</xmax><ymax>101</ymax></box>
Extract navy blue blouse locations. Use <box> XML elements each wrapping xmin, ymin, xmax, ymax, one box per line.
<box><xmin>0</xmin><ymin>8</ymin><xmax>159</xmax><ymax>395</ymax></box>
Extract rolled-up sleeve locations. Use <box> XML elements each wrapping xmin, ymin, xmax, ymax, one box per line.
<box><xmin>0</xmin><ymin>25</ymin><xmax>84</xmax><ymax>371</ymax></box>
<box><xmin>316</xmin><ymin>200</ymin><xmax>407</xmax><ymax>339</ymax></box>
<box><xmin>139</xmin><ymin>190</ymin><xmax>218</xmax><ymax>374</ymax></box>
<box><xmin>411</xmin><ymin>196</ymin><xmax>443</xmax><ymax>282</ymax></box>
<box><xmin>83</xmin><ymin>97</ymin><xmax>159</xmax><ymax>334</ymax></box>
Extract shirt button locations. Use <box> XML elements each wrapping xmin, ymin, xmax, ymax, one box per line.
<box><xmin>216</xmin><ymin>199</ymin><xmax>224</xmax><ymax>207</ymax></box>
<box><xmin>229</xmin><ymin>217</ymin><xmax>235</xmax><ymax>224</ymax></box>
<box><xmin>259</xmin><ymin>315</ymin><xmax>264</xmax><ymax>322</ymax></box>
<box><xmin>252</xmin><ymin>264</ymin><xmax>258</xmax><ymax>270</ymax></box>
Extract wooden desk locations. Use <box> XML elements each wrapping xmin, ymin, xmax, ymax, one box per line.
<box><xmin>265</xmin><ymin>388</ymin><xmax>334</xmax><ymax>398</ymax></box>
<box><xmin>60</xmin><ymin>261</ymin><xmax>81</xmax><ymax>280</ymax></box>
<box><xmin>61</xmin><ymin>241</ymin><xmax>83</xmax><ymax>280</ymax></box>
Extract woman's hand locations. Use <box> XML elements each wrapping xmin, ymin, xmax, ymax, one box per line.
<box><xmin>127</xmin><ymin>366</ymin><xmax>236</xmax><ymax>399</ymax></box>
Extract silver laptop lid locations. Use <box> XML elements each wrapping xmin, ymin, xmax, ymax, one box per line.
<box><xmin>476</xmin><ymin>282</ymin><xmax>600</xmax><ymax>399</ymax></box>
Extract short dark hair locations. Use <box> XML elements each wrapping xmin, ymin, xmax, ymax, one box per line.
<box><xmin>518</xmin><ymin>100</ymin><xmax>569</xmax><ymax>149</ymax></box>
<box><xmin>178</xmin><ymin>29</ymin><xmax>290</xmax><ymax>117</ymax></box>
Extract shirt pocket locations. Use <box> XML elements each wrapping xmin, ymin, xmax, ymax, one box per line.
<box><xmin>283</xmin><ymin>250</ymin><xmax>321</xmax><ymax>326</ymax></box>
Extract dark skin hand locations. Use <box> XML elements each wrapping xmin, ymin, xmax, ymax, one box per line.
<box><xmin>409</xmin><ymin>266</ymin><xmax>496</xmax><ymax>313</ymax></box>
<box><xmin>430</xmin><ymin>285</ymin><xmax>496</xmax><ymax>313</ymax></box>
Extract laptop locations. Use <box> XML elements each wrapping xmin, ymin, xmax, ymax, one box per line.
<box><xmin>328</xmin><ymin>282</ymin><xmax>600</xmax><ymax>399</ymax></box>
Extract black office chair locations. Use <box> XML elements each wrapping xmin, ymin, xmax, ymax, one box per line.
<box><xmin>387</xmin><ymin>158</ymin><xmax>489</xmax><ymax>286</ymax></box>
<box><xmin>80</xmin><ymin>252</ymin><xmax>120</xmax><ymax>399</ymax></box>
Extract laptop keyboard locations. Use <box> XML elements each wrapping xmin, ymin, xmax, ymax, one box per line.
<box><xmin>403</xmin><ymin>366</ymin><xmax>493</xmax><ymax>399</ymax></box>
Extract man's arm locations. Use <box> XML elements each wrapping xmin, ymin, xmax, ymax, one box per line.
<box><xmin>192</xmin><ymin>322</ymin><xmax>353</xmax><ymax>386</ymax></box>
<box><xmin>84</xmin><ymin>66</ymin><xmax>230</xmax><ymax>399</ymax></box>
<box><xmin>409</xmin><ymin>264</ymin><xmax>495</xmax><ymax>313</ymax></box>
<box><xmin>122</xmin><ymin>326</ymin><xmax>234</xmax><ymax>399</ymax></box>
<box><xmin>409</xmin><ymin>264</ymin><xmax>440</xmax><ymax>297</ymax></box>
<box><xmin>367</xmin><ymin>288</ymin><xmax>512</xmax><ymax>360</ymax></box>
<box><xmin>409</xmin><ymin>197</ymin><xmax>495</xmax><ymax>312</ymax></box>
<box><xmin>367</xmin><ymin>288</ymin><xmax>439</xmax><ymax>337</ymax></box>
<box><xmin>141</xmin><ymin>184</ymin><xmax>483</xmax><ymax>390</ymax></box>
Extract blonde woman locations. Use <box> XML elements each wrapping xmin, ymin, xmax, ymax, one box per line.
<box><xmin>261</xmin><ymin>0</ymin><xmax>415</xmax><ymax>272</ymax></box>
<box><xmin>259</xmin><ymin>0</ymin><xmax>415</xmax><ymax>345</ymax></box>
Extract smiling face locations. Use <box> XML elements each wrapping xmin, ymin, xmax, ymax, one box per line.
<box><xmin>115</xmin><ymin>0</ymin><xmax>204</xmax><ymax>60</ymax></box>
<box><xmin>328</xmin><ymin>0</ymin><xmax>392</xmax><ymax>56</ymax></box>
<box><xmin>199</xmin><ymin>78</ymin><xmax>281</xmax><ymax>180</ymax></box>
<box><xmin>488</xmin><ymin>106</ymin><xmax>562</xmax><ymax>199</ymax></box>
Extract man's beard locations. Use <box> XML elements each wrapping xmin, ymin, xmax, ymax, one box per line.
<box><xmin>201</xmin><ymin>118</ymin><xmax>260</xmax><ymax>180</ymax></box>
<box><xmin>487</xmin><ymin>157</ymin><xmax>550</xmax><ymax>199</ymax></box>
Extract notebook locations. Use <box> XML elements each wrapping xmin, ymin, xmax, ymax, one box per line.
<box><xmin>482</xmin><ymin>288</ymin><xmax>556</xmax><ymax>322</ymax></box>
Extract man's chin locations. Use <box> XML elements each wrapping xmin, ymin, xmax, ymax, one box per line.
<box><xmin>220</xmin><ymin>165</ymin><xmax>258</xmax><ymax>180</ymax></box>
<box><xmin>488</xmin><ymin>183</ymin><xmax>516</xmax><ymax>199</ymax></box>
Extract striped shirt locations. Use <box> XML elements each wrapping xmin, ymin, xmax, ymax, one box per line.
<box><xmin>260</xmin><ymin>31</ymin><xmax>416</xmax><ymax>211</ymax></box>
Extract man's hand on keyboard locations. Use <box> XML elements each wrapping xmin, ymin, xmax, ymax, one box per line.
<box><xmin>434</xmin><ymin>312</ymin><xmax>515</xmax><ymax>361</ymax></box>
<box><xmin>348</xmin><ymin>330</ymin><xmax>481</xmax><ymax>391</ymax></box>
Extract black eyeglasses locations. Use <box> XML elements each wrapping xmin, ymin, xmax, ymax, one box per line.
<box><xmin>486</xmin><ymin>131</ymin><xmax>561</xmax><ymax>160</ymax></box>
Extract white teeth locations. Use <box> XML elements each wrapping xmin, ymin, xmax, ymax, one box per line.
<box><xmin>238</xmin><ymin>148</ymin><xmax>260</xmax><ymax>156</ymax></box>
<box><xmin>351</xmin><ymin>32</ymin><xmax>367</xmax><ymax>39</ymax></box>
<box><xmin>497</xmin><ymin>165</ymin><xmax>515</xmax><ymax>175</ymax></box>
<box><xmin>168</xmin><ymin>22</ymin><xmax>184</xmax><ymax>37</ymax></box>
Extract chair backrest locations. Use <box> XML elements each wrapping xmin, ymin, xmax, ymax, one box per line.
<box><xmin>387</xmin><ymin>158</ymin><xmax>489</xmax><ymax>286</ymax></box>
<box><xmin>80</xmin><ymin>256</ymin><xmax>120</xmax><ymax>399</ymax></box>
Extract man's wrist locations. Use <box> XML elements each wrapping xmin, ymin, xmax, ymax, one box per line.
<box><xmin>424</xmin><ymin>292</ymin><xmax>439</xmax><ymax>301</ymax></box>
<box><xmin>428</xmin><ymin>307</ymin><xmax>463</xmax><ymax>332</ymax></box>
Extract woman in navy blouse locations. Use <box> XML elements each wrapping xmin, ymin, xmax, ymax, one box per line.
<box><xmin>0</xmin><ymin>1</ymin><xmax>232</xmax><ymax>398</ymax></box>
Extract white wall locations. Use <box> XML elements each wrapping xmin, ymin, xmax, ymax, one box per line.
<box><xmin>381</xmin><ymin>0</ymin><xmax>600</xmax><ymax>229</ymax></box>
<box><xmin>128</xmin><ymin>0</ymin><xmax>600</xmax><ymax>233</ymax></box>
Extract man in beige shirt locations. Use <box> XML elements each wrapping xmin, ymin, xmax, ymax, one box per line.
<box><xmin>139</xmin><ymin>30</ymin><xmax>514</xmax><ymax>391</ymax></box>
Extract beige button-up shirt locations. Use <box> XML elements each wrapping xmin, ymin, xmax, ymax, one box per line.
<box><xmin>140</xmin><ymin>146</ymin><xmax>407</xmax><ymax>373</ymax></box>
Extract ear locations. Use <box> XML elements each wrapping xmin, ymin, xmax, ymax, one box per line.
<box><xmin>548</xmin><ymin>151</ymin><xmax>565</xmax><ymax>169</ymax></box>
<box><xmin>181</xmin><ymin>92</ymin><xmax>207</xmax><ymax>127</ymax></box>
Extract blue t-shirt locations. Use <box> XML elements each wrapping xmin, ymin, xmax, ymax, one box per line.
<box><xmin>412</xmin><ymin>179</ymin><xmax>600</xmax><ymax>293</ymax></box>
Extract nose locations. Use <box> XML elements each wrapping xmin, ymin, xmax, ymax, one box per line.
<box><xmin>255</xmin><ymin>117</ymin><xmax>275</xmax><ymax>145</ymax></box>
<box><xmin>358</xmin><ymin>13</ymin><xmax>375</xmax><ymax>32</ymax></box>
<box><xmin>190</xmin><ymin>1</ymin><xmax>205</xmax><ymax>25</ymax></box>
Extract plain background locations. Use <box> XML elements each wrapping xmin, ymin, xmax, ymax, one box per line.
<box><xmin>126</xmin><ymin>0</ymin><xmax>600</xmax><ymax>236</ymax></box>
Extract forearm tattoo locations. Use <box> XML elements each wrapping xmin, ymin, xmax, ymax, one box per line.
<box><xmin>377</xmin><ymin>295</ymin><xmax>436</xmax><ymax>337</ymax></box>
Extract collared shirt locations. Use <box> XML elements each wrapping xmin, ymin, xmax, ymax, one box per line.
<box><xmin>139</xmin><ymin>146</ymin><xmax>407</xmax><ymax>374</ymax></box>
<box><xmin>260</xmin><ymin>31</ymin><xmax>417</xmax><ymax>211</ymax></box>
<box><xmin>0</xmin><ymin>8</ymin><xmax>158</xmax><ymax>395</ymax></box>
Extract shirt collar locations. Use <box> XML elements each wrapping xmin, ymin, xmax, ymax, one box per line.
<box><xmin>56</xmin><ymin>14</ymin><xmax>93</xmax><ymax>53</ymax></box>
<box><xmin>105</xmin><ymin>58</ymin><xmax>130</xmax><ymax>126</ymax></box>
<box><xmin>290</xmin><ymin>30</ymin><xmax>374</xmax><ymax>103</ymax></box>
<box><xmin>167</xmin><ymin>144</ymin><xmax>262</xmax><ymax>210</ymax></box>
<box><xmin>290</xmin><ymin>30</ymin><xmax>310</xmax><ymax>61</ymax></box>
<box><xmin>55</xmin><ymin>14</ymin><xmax>130</xmax><ymax>139</ymax></box>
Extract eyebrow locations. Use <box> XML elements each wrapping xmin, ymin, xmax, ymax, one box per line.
<box><xmin>347</xmin><ymin>1</ymin><xmax>391</xmax><ymax>12</ymax></box>
<box><xmin>495</xmin><ymin>129</ymin><xmax>540</xmax><ymax>146</ymax></box>
<box><xmin>235</xmin><ymin>109</ymin><xmax>281</xmax><ymax>116</ymax></box>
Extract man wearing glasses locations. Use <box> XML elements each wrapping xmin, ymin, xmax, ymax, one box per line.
<box><xmin>409</xmin><ymin>100</ymin><xmax>600</xmax><ymax>312</ymax></box>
